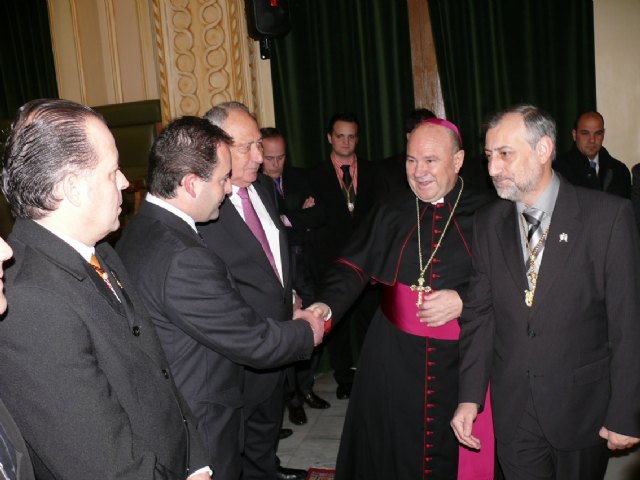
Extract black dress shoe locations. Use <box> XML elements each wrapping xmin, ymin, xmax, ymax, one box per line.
<box><xmin>279</xmin><ymin>428</ymin><xmax>293</xmax><ymax>440</ymax></box>
<box><xmin>336</xmin><ymin>382</ymin><xmax>352</xmax><ymax>399</ymax></box>
<box><xmin>288</xmin><ymin>404</ymin><xmax>307</xmax><ymax>425</ymax></box>
<box><xmin>276</xmin><ymin>465</ymin><xmax>308</xmax><ymax>480</ymax></box>
<box><xmin>302</xmin><ymin>391</ymin><xmax>331</xmax><ymax>409</ymax></box>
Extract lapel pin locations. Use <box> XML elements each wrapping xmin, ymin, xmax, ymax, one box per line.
<box><xmin>559</xmin><ymin>233</ymin><xmax>568</xmax><ymax>242</ymax></box>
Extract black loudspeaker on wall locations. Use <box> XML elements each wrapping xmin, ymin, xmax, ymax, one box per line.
<box><xmin>245</xmin><ymin>0</ymin><xmax>291</xmax><ymax>39</ymax></box>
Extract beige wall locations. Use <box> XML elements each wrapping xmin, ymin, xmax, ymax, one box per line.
<box><xmin>47</xmin><ymin>0</ymin><xmax>275</xmax><ymax>126</ymax></box>
<box><xmin>47</xmin><ymin>0</ymin><xmax>159</xmax><ymax>106</ymax></box>
<box><xmin>594</xmin><ymin>0</ymin><xmax>640</xmax><ymax>169</ymax></box>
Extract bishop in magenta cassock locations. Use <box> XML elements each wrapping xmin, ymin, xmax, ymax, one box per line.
<box><xmin>310</xmin><ymin>118</ymin><xmax>496</xmax><ymax>479</ymax></box>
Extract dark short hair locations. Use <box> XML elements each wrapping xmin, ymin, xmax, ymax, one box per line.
<box><xmin>484</xmin><ymin>104</ymin><xmax>557</xmax><ymax>161</ymax></box>
<box><xmin>2</xmin><ymin>98</ymin><xmax>104</xmax><ymax>220</ymax></box>
<box><xmin>405</xmin><ymin>108</ymin><xmax>436</xmax><ymax>134</ymax></box>
<box><xmin>326</xmin><ymin>112</ymin><xmax>360</xmax><ymax>136</ymax></box>
<box><xmin>260</xmin><ymin>127</ymin><xmax>285</xmax><ymax>141</ymax></box>
<box><xmin>573</xmin><ymin>110</ymin><xmax>604</xmax><ymax>130</ymax></box>
<box><xmin>147</xmin><ymin>116</ymin><xmax>232</xmax><ymax>198</ymax></box>
<box><xmin>204</xmin><ymin>101</ymin><xmax>255</xmax><ymax>130</ymax></box>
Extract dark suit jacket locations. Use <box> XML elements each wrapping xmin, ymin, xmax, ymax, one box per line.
<box><xmin>308</xmin><ymin>158</ymin><xmax>380</xmax><ymax>278</ymax></box>
<box><xmin>258</xmin><ymin>166</ymin><xmax>325</xmax><ymax>247</ymax></box>
<box><xmin>198</xmin><ymin>177</ymin><xmax>296</xmax><ymax>407</ymax></box>
<box><xmin>0</xmin><ymin>398</ymin><xmax>35</xmax><ymax>480</ymax></box>
<box><xmin>116</xmin><ymin>200</ymin><xmax>313</xmax><ymax>478</ymax></box>
<box><xmin>459</xmin><ymin>179</ymin><xmax>640</xmax><ymax>450</ymax></box>
<box><xmin>554</xmin><ymin>145</ymin><xmax>631</xmax><ymax>198</ymax></box>
<box><xmin>0</xmin><ymin>219</ymin><xmax>208</xmax><ymax>479</ymax></box>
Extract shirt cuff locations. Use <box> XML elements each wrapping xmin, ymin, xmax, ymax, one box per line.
<box><xmin>188</xmin><ymin>467</ymin><xmax>213</xmax><ymax>478</ymax></box>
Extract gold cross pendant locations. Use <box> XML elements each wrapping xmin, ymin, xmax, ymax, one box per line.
<box><xmin>410</xmin><ymin>277</ymin><xmax>432</xmax><ymax>307</ymax></box>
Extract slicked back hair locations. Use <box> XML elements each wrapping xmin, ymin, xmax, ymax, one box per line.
<box><xmin>203</xmin><ymin>101</ymin><xmax>255</xmax><ymax>130</ymax></box>
<box><xmin>484</xmin><ymin>104</ymin><xmax>557</xmax><ymax>161</ymax></box>
<box><xmin>2</xmin><ymin>98</ymin><xmax>104</xmax><ymax>220</ymax></box>
<box><xmin>147</xmin><ymin>116</ymin><xmax>232</xmax><ymax>199</ymax></box>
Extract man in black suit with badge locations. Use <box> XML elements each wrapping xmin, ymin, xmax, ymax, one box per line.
<box><xmin>452</xmin><ymin>104</ymin><xmax>640</xmax><ymax>479</ymax></box>
<box><xmin>0</xmin><ymin>99</ymin><xmax>211</xmax><ymax>479</ymax></box>
<box><xmin>200</xmin><ymin>102</ymin><xmax>313</xmax><ymax>480</ymax></box>
<box><xmin>308</xmin><ymin>112</ymin><xmax>380</xmax><ymax>400</ymax></box>
<box><xmin>259</xmin><ymin>127</ymin><xmax>330</xmax><ymax>426</ymax></box>
<box><xmin>117</xmin><ymin>116</ymin><xmax>323</xmax><ymax>480</ymax></box>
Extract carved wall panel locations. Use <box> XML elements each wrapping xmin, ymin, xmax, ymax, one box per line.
<box><xmin>152</xmin><ymin>0</ymin><xmax>273</xmax><ymax>125</ymax></box>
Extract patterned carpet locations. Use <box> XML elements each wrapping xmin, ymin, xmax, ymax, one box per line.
<box><xmin>305</xmin><ymin>468</ymin><xmax>335</xmax><ymax>480</ymax></box>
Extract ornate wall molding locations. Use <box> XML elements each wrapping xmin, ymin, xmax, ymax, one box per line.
<box><xmin>152</xmin><ymin>0</ymin><xmax>273</xmax><ymax>125</ymax></box>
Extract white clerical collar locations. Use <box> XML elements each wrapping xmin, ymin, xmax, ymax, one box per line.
<box><xmin>146</xmin><ymin>193</ymin><xmax>197</xmax><ymax>233</ymax></box>
<box><xmin>431</xmin><ymin>197</ymin><xmax>444</xmax><ymax>205</ymax></box>
<box><xmin>35</xmin><ymin>221</ymin><xmax>95</xmax><ymax>262</ymax></box>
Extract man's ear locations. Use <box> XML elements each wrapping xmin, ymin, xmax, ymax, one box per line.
<box><xmin>453</xmin><ymin>149</ymin><xmax>465</xmax><ymax>174</ymax></box>
<box><xmin>536</xmin><ymin>136</ymin><xmax>554</xmax><ymax>165</ymax></box>
<box><xmin>181</xmin><ymin>173</ymin><xmax>199</xmax><ymax>198</ymax></box>
<box><xmin>327</xmin><ymin>133</ymin><xmax>332</xmax><ymax>145</ymax></box>
<box><xmin>571</xmin><ymin>129</ymin><xmax>577</xmax><ymax>142</ymax></box>
<box><xmin>61</xmin><ymin>173</ymin><xmax>82</xmax><ymax>207</ymax></box>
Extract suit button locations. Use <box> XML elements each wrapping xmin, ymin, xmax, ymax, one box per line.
<box><xmin>527</xmin><ymin>328</ymin><xmax>536</xmax><ymax>338</ymax></box>
<box><xmin>132</xmin><ymin>326</ymin><xmax>141</xmax><ymax>336</ymax></box>
<box><xmin>162</xmin><ymin>369</ymin><xmax>170</xmax><ymax>379</ymax></box>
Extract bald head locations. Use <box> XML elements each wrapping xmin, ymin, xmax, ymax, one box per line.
<box><xmin>405</xmin><ymin>123</ymin><xmax>464</xmax><ymax>202</ymax></box>
<box><xmin>572</xmin><ymin>111</ymin><xmax>605</xmax><ymax>160</ymax></box>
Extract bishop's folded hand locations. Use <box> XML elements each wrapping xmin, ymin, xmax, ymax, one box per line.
<box><xmin>417</xmin><ymin>289</ymin><xmax>462</xmax><ymax>326</ymax></box>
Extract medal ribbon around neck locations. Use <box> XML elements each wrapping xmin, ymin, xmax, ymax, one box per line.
<box><xmin>519</xmin><ymin>214</ymin><xmax>550</xmax><ymax>307</ymax></box>
<box><xmin>410</xmin><ymin>177</ymin><xmax>464</xmax><ymax>307</ymax></box>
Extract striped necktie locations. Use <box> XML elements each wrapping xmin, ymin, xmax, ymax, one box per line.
<box><xmin>522</xmin><ymin>208</ymin><xmax>545</xmax><ymax>270</ymax></box>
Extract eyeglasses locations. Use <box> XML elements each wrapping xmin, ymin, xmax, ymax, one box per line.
<box><xmin>232</xmin><ymin>139</ymin><xmax>263</xmax><ymax>154</ymax></box>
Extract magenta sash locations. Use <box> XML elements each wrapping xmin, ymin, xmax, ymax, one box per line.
<box><xmin>381</xmin><ymin>283</ymin><xmax>495</xmax><ymax>480</ymax></box>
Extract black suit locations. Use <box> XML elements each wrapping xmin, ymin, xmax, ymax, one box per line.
<box><xmin>554</xmin><ymin>145</ymin><xmax>631</xmax><ymax>198</ymax></box>
<box><xmin>0</xmin><ymin>219</ymin><xmax>208</xmax><ymax>479</ymax></box>
<box><xmin>459</xmin><ymin>179</ymin><xmax>640</xmax><ymax>475</ymax></box>
<box><xmin>258</xmin><ymin>167</ymin><xmax>325</xmax><ymax>403</ymax></box>
<box><xmin>117</xmin><ymin>200</ymin><xmax>313</xmax><ymax>480</ymax></box>
<box><xmin>0</xmin><ymin>398</ymin><xmax>34</xmax><ymax>480</ymax></box>
<box><xmin>198</xmin><ymin>178</ymin><xmax>296</xmax><ymax>479</ymax></box>
<box><xmin>308</xmin><ymin>159</ymin><xmax>380</xmax><ymax>386</ymax></box>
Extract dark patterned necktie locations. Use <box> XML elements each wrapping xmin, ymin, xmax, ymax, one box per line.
<box><xmin>522</xmin><ymin>208</ymin><xmax>544</xmax><ymax>270</ymax></box>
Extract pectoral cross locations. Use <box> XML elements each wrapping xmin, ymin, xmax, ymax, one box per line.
<box><xmin>410</xmin><ymin>276</ymin><xmax>431</xmax><ymax>307</ymax></box>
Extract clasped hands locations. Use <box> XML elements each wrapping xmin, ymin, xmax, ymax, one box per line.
<box><xmin>293</xmin><ymin>301</ymin><xmax>331</xmax><ymax>347</ymax></box>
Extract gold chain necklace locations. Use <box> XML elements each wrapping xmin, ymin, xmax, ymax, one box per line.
<box><xmin>410</xmin><ymin>178</ymin><xmax>464</xmax><ymax>307</ymax></box>
<box><xmin>519</xmin><ymin>214</ymin><xmax>550</xmax><ymax>307</ymax></box>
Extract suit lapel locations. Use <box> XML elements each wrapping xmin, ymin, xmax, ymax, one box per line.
<box><xmin>531</xmin><ymin>182</ymin><xmax>582</xmax><ymax>314</ymax></box>
<box><xmin>496</xmin><ymin>203</ymin><xmax>529</xmax><ymax>295</ymax></box>
<box><xmin>219</xmin><ymin>191</ymin><xmax>284</xmax><ymax>288</ymax></box>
